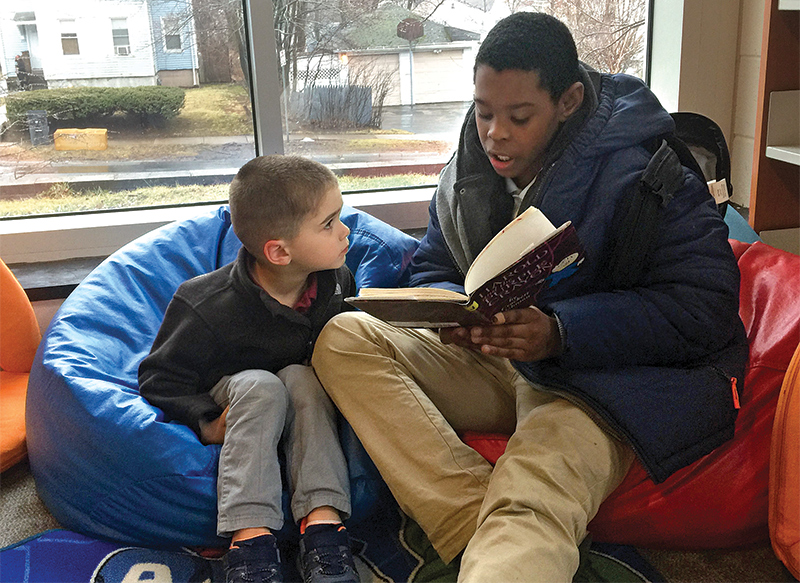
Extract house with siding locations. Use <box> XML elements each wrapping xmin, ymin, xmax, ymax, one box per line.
<box><xmin>0</xmin><ymin>0</ymin><xmax>198</xmax><ymax>91</ymax></box>
<box><xmin>295</xmin><ymin>2</ymin><xmax>484</xmax><ymax>108</ymax></box>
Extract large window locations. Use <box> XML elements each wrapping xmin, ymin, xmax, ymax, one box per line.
<box><xmin>0</xmin><ymin>0</ymin><xmax>649</xmax><ymax>222</ymax></box>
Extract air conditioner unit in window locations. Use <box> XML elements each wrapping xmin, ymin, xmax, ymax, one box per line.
<box><xmin>115</xmin><ymin>46</ymin><xmax>130</xmax><ymax>56</ymax></box>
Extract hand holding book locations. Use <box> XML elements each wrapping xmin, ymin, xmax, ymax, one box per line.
<box><xmin>346</xmin><ymin>207</ymin><xmax>585</xmax><ymax>328</ymax></box>
<box><xmin>441</xmin><ymin>304</ymin><xmax>564</xmax><ymax>361</ymax></box>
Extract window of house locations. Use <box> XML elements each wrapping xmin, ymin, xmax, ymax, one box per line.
<box><xmin>60</xmin><ymin>20</ymin><xmax>80</xmax><ymax>55</ymax></box>
<box><xmin>112</xmin><ymin>18</ymin><xmax>131</xmax><ymax>56</ymax></box>
<box><xmin>162</xmin><ymin>16</ymin><xmax>183</xmax><ymax>51</ymax></box>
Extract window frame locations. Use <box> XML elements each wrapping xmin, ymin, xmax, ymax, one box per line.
<box><xmin>60</xmin><ymin>20</ymin><xmax>80</xmax><ymax>55</ymax></box>
<box><xmin>111</xmin><ymin>18</ymin><xmax>131</xmax><ymax>56</ymax></box>
<box><xmin>161</xmin><ymin>15</ymin><xmax>183</xmax><ymax>52</ymax></box>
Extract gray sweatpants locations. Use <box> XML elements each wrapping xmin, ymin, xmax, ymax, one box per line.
<box><xmin>209</xmin><ymin>365</ymin><xmax>351</xmax><ymax>537</ymax></box>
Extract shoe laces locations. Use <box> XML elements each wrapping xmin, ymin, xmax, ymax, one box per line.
<box><xmin>308</xmin><ymin>546</ymin><xmax>353</xmax><ymax>577</ymax></box>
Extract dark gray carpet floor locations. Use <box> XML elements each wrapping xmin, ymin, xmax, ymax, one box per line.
<box><xmin>1</xmin><ymin>461</ymin><xmax>795</xmax><ymax>582</ymax></box>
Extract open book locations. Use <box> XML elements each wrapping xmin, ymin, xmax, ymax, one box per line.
<box><xmin>346</xmin><ymin>206</ymin><xmax>585</xmax><ymax>327</ymax></box>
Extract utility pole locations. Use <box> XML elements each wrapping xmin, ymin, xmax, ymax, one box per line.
<box><xmin>397</xmin><ymin>18</ymin><xmax>424</xmax><ymax>107</ymax></box>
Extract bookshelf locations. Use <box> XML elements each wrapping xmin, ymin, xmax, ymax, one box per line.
<box><xmin>749</xmin><ymin>0</ymin><xmax>799</xmax><ymax>244</ymax></box>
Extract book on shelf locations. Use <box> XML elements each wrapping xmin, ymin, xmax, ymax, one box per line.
<box><xmin>346</xmin><ymin>206</ymin><xmax>585</xmax><ymax>328</ymax></box>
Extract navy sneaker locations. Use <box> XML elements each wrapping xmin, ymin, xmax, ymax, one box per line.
<box><xmin>224</xmin><ymin>534</ymin><xmax>283</xmax><ymax>583</ymax></box>
<box><xmin>298</xmin><ymin>524</ymin><xmax>359</xmax><ymax>583</ymax></box>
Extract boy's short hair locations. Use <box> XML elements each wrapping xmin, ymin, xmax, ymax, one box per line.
<box><xmin>474</xmin><ymin>12</ymin><xmax>580</xmax><ymax>100</ymax></box>
<box><xmin>229</xmin><ymin>155</ymin><xmax>338</xmax><ymax>258</ymax></box>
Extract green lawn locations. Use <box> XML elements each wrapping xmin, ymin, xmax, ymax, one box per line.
<box><xmin>166</xmin><ymin>84</ymin><xmax>253</xmax><ymax>137</ymax></box>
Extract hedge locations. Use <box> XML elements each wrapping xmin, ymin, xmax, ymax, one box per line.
<box><xmin>5</xmin><ymin>86</ymin><xmax>185</xmax><ymax>126</ymax></box>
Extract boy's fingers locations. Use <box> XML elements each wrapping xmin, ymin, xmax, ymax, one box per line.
<box><xmin>493</xmin><ymin>307</ymin><xmax>540</xmax><ymax>325</ymax></box>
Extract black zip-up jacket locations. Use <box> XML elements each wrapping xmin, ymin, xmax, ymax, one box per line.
<box><xmin>139</xmin><ymin>246</ymin><xmax>355</xmax><ymax>436</ymax></box>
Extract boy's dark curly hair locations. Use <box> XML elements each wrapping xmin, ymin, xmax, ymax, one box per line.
<box><xmin>474</xmin><ymin>12</ymin><xmax>580</xmax><ymax>100</ymax></box>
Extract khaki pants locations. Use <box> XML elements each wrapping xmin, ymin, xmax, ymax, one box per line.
<box><xmin>313</xmin><ymin>312</ymin><xmax>634</xmax><ymax>582</ymax></box>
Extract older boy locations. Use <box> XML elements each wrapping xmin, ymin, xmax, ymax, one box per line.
<box><xmin>313</xmin><ymin>12</ymin><xmax>747</xmax><ymax>582</ymax></box>
<box><xmin>139</xmin><ymin>155</ymin><xmax>360</xmax><ymax>583</ymax></box>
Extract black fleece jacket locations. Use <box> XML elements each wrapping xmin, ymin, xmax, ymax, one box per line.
<box><xmin>138</xmin><ymin>246</ymin><xmax>355</xmax><ymax>436</ymax></box>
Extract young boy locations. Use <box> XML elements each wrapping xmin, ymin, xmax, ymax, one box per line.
<box><xmin>312</xmin><ymin>12</ymin><xmax>747</xmax><ymax>582</ymax></box>
<box><xmin>139</xmin><ymin>155</ymin><xmax>360</xmax><ymax>583</ymax></box>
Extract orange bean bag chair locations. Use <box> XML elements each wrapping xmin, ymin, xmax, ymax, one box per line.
<box><xmin>464</xmin><ymin>240</ymin><xmax>800</xmax><ymax>549</ymax></box>
<box><xmin>770</xmin><ymin>342</ymin><xmax>800</xmax><ymax>578</ymax></box>
<box><xmin>1</xmin><ymin>259</ymin><xmax>41</xmax><ymax>472</ymax></box>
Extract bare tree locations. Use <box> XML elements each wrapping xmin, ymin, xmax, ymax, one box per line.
<box><xmin>349</xmin><ymin>58</ymin><xmax>397</xmax><ymax>128</ymax></box>
<box><xmin>507</xmin><ymin>0</ymin><xmax>647</xmax><ymax>77</ymax></box>
<box><xmin>190</xmin><ymin>0</ymin><xmax>244</xmax><ymax>83</ymax></box>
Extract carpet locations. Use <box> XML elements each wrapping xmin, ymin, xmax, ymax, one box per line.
<box><xmin>0</xmin><ymin>493</ymin><xmax>664</xmax><ymax>583</ymax></box>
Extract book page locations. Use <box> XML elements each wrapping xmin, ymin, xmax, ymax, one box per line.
<box><xmin>464</xmin><ymin>206</ymin><xmax>556</xmax><ymax>295</ymax></box>
<box><xmin>355</xmin><ymin>287</ymin><xmax>469</xmax><ymax>302</ymax></box>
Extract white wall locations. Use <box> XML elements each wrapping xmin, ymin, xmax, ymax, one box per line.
<box><xmin>403</xmin><ymin>47</ymin><xmax>474</xmax><ymax>105</ymax></box>
<box><xmin>730</xmin><ymin>0</ymin><xmax>765</xmax><ymax>207</ymax></box>
<box><xmin>353</xmin><ymin>45</ymin><xmax>475</xmax><ymax>107</ymax></box>
<box><xmin>650</xmin><ymin>0</ymin><xmax>763</xmax><ymax>208</ymax></box>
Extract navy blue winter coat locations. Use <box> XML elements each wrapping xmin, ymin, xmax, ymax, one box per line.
<box><xmin>409</xmin><ymin>70</ymin><xmax>748</xmax><ymax>483</ymax></box>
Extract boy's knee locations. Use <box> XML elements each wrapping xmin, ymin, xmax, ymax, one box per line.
<box><xmin>227</xmin><ymin>369</ymin><xmax>289</xmax><ymax>410</ymax></box>
<box><xmin>278</xmin><ymin>365</ymin><xmax>334</xmax><ymax>413</ymax></box>
<box><xmin>317</xmin><ymin>312</ymin><xmax>360</xmax><ymax>344</ymax></box>
<box><xmin>313</xmin><ymin>312</ymin><xmax>374</xmax><ymax>369</ymax></box>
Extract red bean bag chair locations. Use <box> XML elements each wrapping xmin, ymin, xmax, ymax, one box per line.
<box><xmin>463</xmin><ymin>240</ymin><xmax>800</xmax><ymax>549</ymax></box>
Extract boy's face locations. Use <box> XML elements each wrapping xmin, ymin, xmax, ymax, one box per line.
<box><xmin>473</xmin><ymin>65</ymin><xmax>578</xmax><ymax>188</ymax></box>
<box><xmin>283</xmin><ymin>184</ymin><xmax>350</xmax><ymax>273</ymax></box>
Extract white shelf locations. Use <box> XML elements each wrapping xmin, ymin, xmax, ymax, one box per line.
<box><xmin>778</xmin><ymin>0</ymin><xmax>800</xmax><ymax>9</ymax></box>
<box><xmin>766</xmin><ymin>145</ymin><xmax>800</xmax><ymax>165</ymax></box>
<box><xmin>766</xmin><ymin>90</ymin><xmax>800</xmax><ymax>166</ymax></box>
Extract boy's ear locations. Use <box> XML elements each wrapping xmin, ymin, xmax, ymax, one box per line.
<box><xmin>558</xmin><ymin>82</ymin><xmax>584</xmax><ymax>122</ymax></box>
<box><xmin>263</xmin><ymin>239</ymin><xmax>291</xmax><ymax>266</ymax></box>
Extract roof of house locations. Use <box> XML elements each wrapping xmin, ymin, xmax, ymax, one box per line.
<box><xmin>335</xmin><ymin>3</ymin><xmax>479</xmax><ymax>50</ymax></box>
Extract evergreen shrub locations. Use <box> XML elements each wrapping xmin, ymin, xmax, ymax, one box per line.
<box><xmin>6</xmin><ymin>86</ymin><xmax>185</xmax><ymax>127</ymax></box>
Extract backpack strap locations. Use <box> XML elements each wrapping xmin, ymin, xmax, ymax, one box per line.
<box><xmin>609</xmin><ymin>139</ymin><xmax>685</xmax><ymax>289</ymax></box>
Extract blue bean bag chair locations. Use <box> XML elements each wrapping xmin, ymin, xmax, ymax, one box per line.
<box><xmin>26</xmin><ymin>204</ymin><xmax>419</xmax><ymax>548</ymax></box>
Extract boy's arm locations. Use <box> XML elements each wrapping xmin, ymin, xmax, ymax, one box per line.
<box><xmin>341</xmin><ymin>266</ymin><xmax>357</xmax><ymax>311</ymax></box>
<box><xmin>550</xmin><ymin>173</ymin><xmax>742</xmax><ymax>368</ymax></box>
<box><xmin>138</xmin><ymin>296</ymin><xmax>224</xmax><ymax>436</ymax></box>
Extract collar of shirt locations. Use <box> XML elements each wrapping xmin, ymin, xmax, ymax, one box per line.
<box><xmin>505</xmin><ymin>177</ymin><xmax>536</xmax><ymax>217</ymax></box>
<box><xmin>292</xmin><ymin>273</ymin><xmax>318</xmax><ymax>313</ymax></box>
<box><xmin>242</xmin><ymin>249</ymin><xmax>318</xmax><ymax>313</ymax></box>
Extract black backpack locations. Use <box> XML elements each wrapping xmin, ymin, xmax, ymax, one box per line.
<box><xmin>671</xmin><ymin>112</ymin><xmax>733</xmax><ymax>218</ymax></box>
<box><xmin>609</xmin><ymin>112</ymin><xmax>733</xmax><ymax>289</ymax></box>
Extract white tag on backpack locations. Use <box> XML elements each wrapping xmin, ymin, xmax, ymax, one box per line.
<box><xmin>707</xmin><ymin>179</ymin><xmax>730</xmax><ymax>204</ymax></box>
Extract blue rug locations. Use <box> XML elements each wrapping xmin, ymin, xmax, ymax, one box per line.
<box><xmin>1</xmin><ymin>495</ymin><xmax>664</xmax><ymax>583</ymax></box>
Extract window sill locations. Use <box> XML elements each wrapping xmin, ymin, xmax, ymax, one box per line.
<box><xmin>3</xmin><ymin>188</ymin><xmax>434</xmax><ymax>297</ymax></box>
